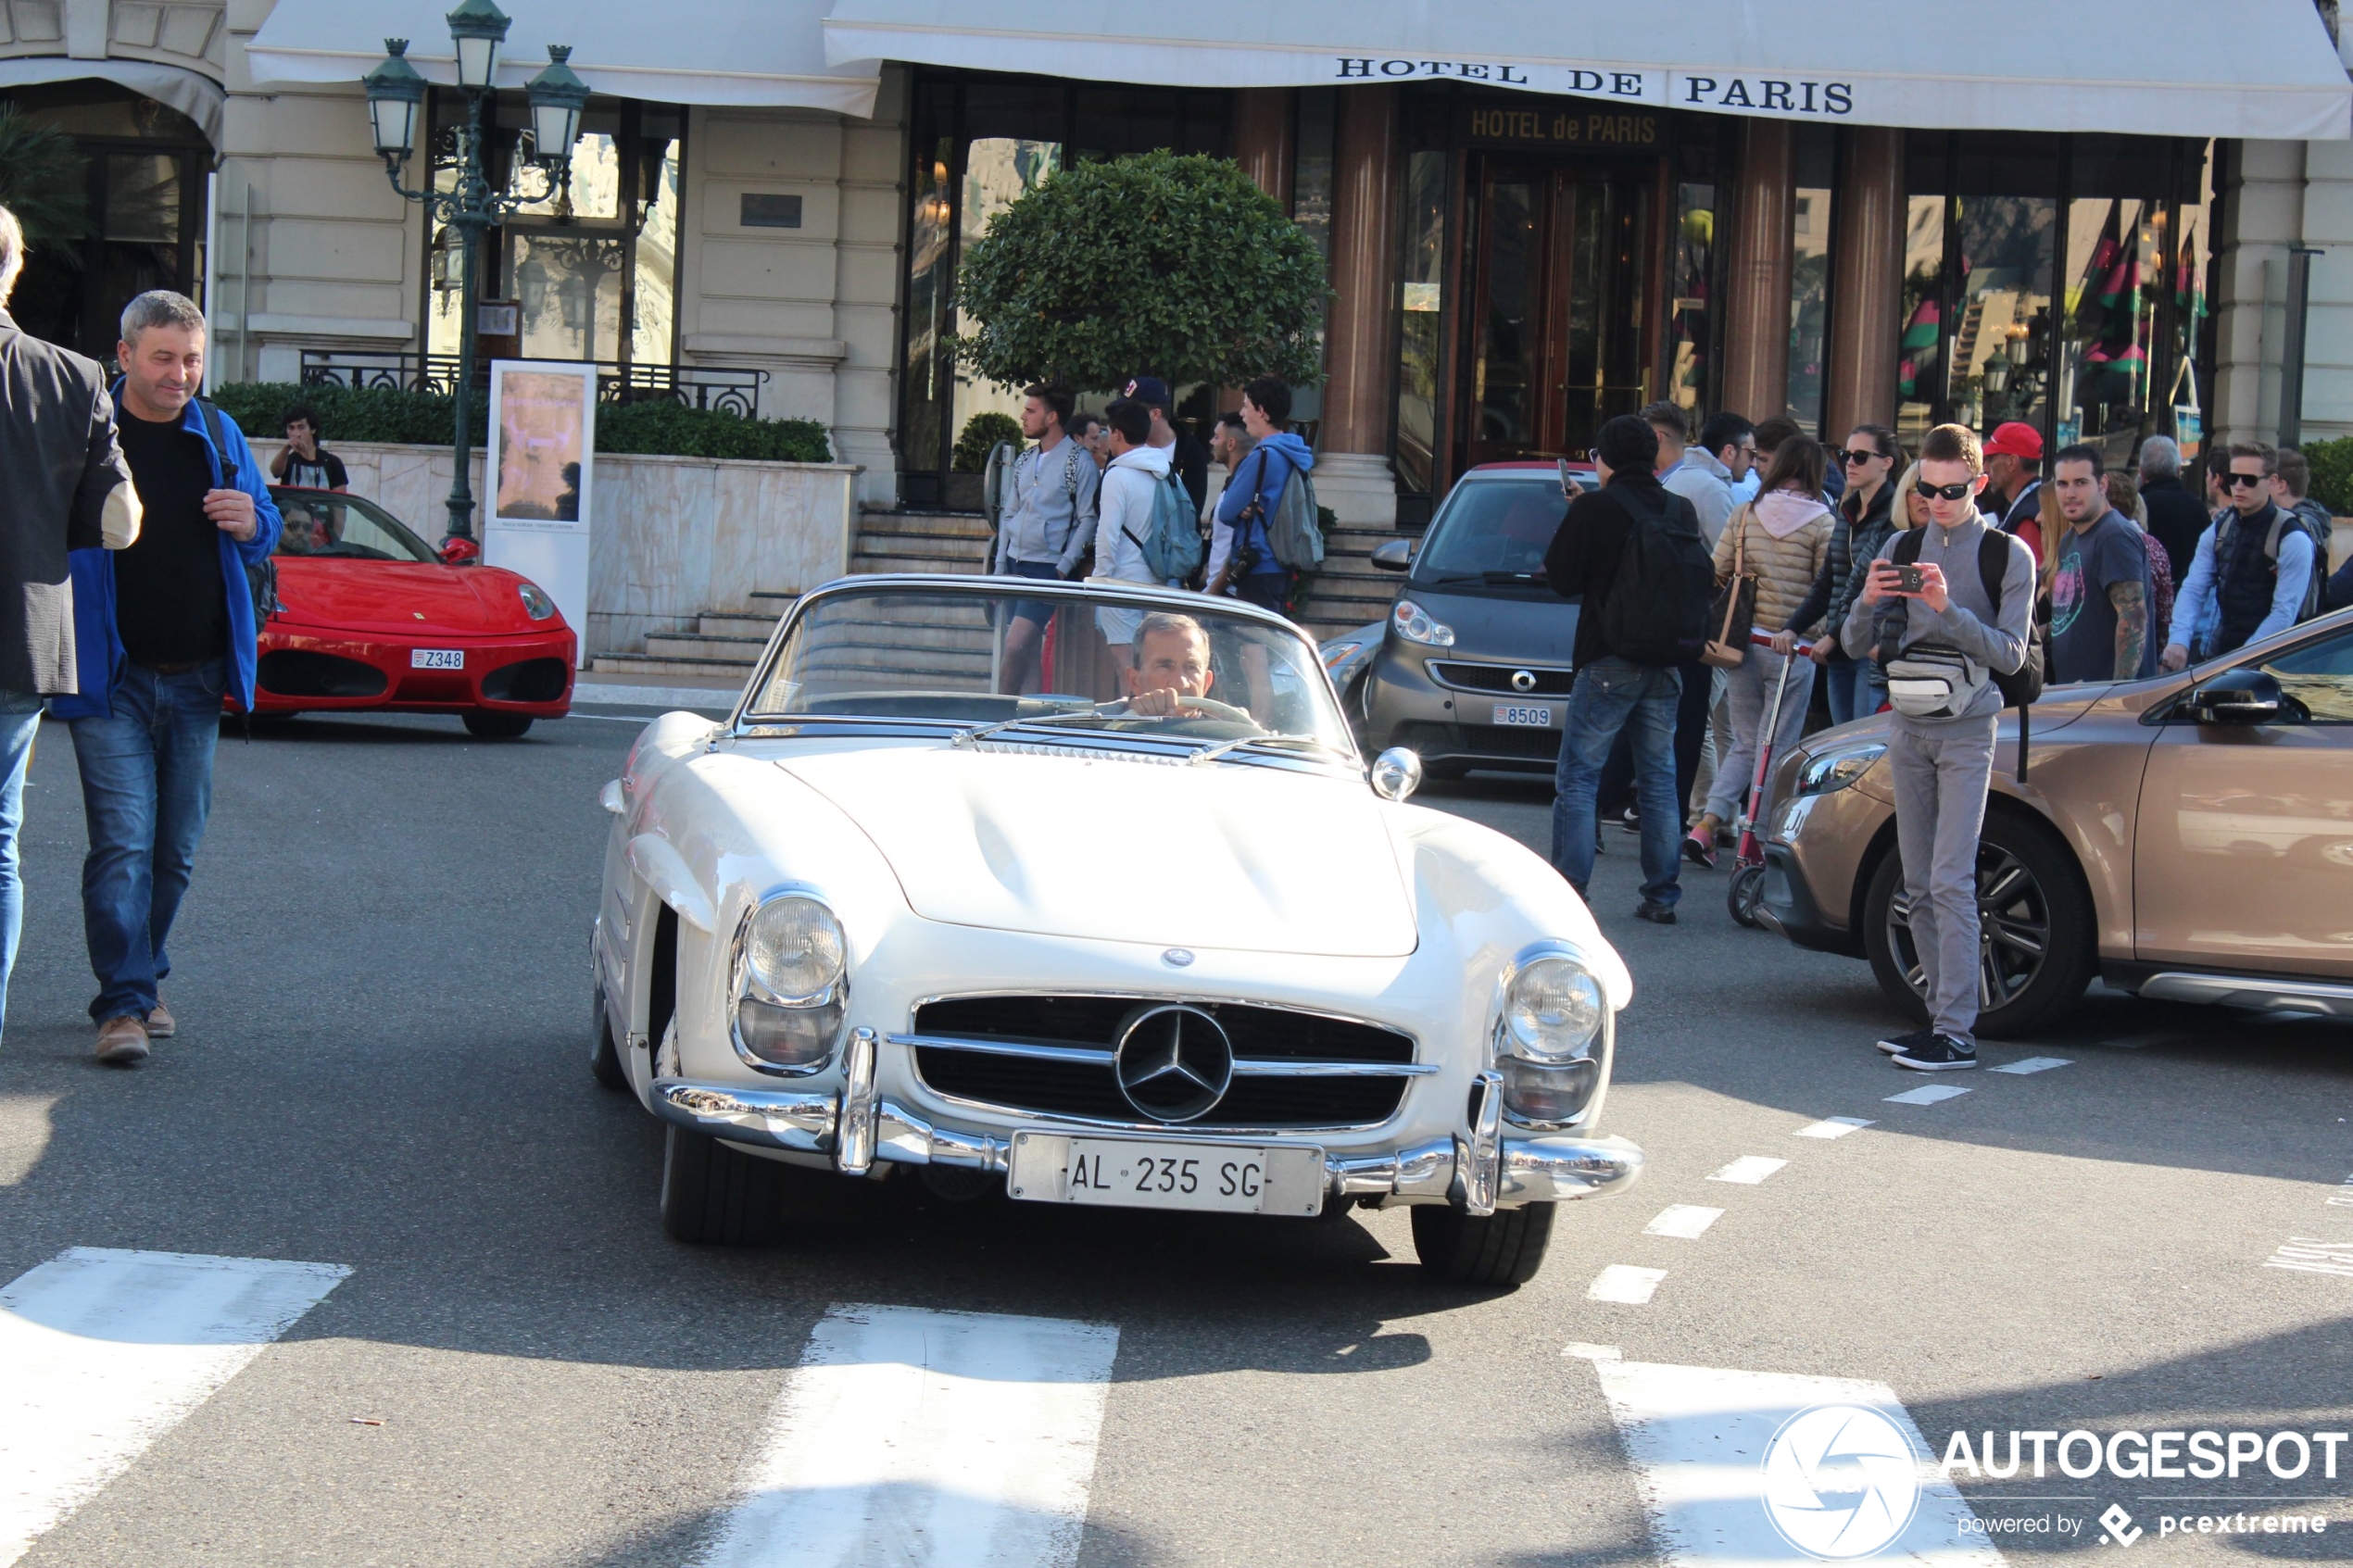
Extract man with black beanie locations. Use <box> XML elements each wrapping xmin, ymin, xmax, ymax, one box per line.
<box><xmin>1542</xmin><ymin>414</ymin><xmax>1711</xmax><ymax>923</ymax></box>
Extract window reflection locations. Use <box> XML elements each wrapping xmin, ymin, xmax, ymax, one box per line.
<box><xmin>1950</xmin><ymin>194</ymin><xmax>2055</xmax><ymax>437</ymax></box>
<box><xmin>950</xmin><ymin>136</ymin><xmax>1063</xmax><ymax>460</ymax></box>
<box><xmin>1897</xmin><ymin>192</ymin><xmax>1946</xmax><ymax>446</ymax></box>
<box><xmin>1786</xmin><ymin>127</ymin><xmax>1837</xmax><ymax>433</ymax></box>
<box><xmin>1667</xmin><ymin>179</ymin><xmax>1715</xmax><ymax>421</ymax></box>
<box><xmin>1394</xmin><ymin>150</ymin><xmax>1447</xmax><ymax>495</ymax></box>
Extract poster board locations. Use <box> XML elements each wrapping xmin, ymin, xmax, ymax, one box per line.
<box><xmin>484</xmin><ymin>360</ymin><xmax>596</xmax><ymax>668</ymax></box>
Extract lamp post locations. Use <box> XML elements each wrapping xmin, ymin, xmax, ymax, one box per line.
<box><xmin>364</xmin><ymin>4</ymin><xmax>588</xmax><ymax>544</ymax></box>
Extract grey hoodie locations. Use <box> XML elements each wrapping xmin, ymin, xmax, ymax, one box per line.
<box><xmin>1843</xmin><ymin>511</ymin><xmax>2035</xmax><ymax>725</ymax></box>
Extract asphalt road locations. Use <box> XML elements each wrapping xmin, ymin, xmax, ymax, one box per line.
<box><xmin>1</xmin><ymin>708</ymin><xmax>2348</xmax><ymax>1566</ymax></box>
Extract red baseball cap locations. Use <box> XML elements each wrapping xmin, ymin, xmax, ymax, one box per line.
<box><xmin>1983</xmin><ymin>421</ymin><xmax>2044</xmax><ymax>460</ymax></box>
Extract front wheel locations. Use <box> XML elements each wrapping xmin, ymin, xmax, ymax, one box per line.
<box><xmin>1727</xmin><ymin>864</ymin><xmax>1767</xmax><ymax>928</ymax></box>
<box><xmin>660</xmin><ymin>1126</ymin><xmax>790</xmax><ymax>1245</ymax></box>
<box><xmin>590</xmin><ymin>1003</ymin><xmax>626</xmax><ymax>1091</ymax></box>
<box><xmin>1861</xmin><ymin>809</ymin><xmax>2095</xmax><ymax>1039</ymax></box>
<box><xmin>1410</xmin><ymin>1202</ymin><xmax>1554</xmax><ymax>1286</ymax></box>
<box><xmin>464</xmin><ymin>711</ymin><xmax>534</xmax><ymax>739</ymax></box>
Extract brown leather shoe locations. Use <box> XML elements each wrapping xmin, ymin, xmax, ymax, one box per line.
<box><xmin>95</xmin><ymin>1015</ymin><xmax>150</xmax><ymax>1066</ymax></box>
<box><xmin>145</xmin><ymin>1000</ymin><xmax>175</xmax><ymax>1038</ymax></box>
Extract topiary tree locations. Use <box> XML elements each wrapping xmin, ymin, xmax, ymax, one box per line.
<box><xmin>953</xmin><ymin>150</ymin><xmax>1328</xmax><ymax>395</ymax></box>
<box><xmin>951</xmin><ymin>410</ymin><xmax>1022</xmax><ymax>471</ymax></box>
<box><xmin>2299</xmin><ymin>434</ymin><xmax>2353</xmax><ymax>517</ymax></box>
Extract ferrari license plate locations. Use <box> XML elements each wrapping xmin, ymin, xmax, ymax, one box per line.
<box><xmin>1006</xmin><ymin>1134</ymin><xmax>1324</xmax><ymax>1216</ymax></box>
<box><xmin>1491</xmin><ymin>702</ymin><xmax>1554</xmax><ymax>727</ymax></box>
<box><xmin>410</xmin><ymin>648</ymin><xmax>465</xmax><ymax>670</ymax></box>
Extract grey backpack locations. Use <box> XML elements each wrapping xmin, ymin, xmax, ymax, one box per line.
<box><xmin>1257</xmin><ymin>452</ymin><xmax>1327</xmax><ymax>571</ymax></box>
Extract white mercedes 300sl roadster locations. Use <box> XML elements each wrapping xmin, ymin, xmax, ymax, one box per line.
<box><xmin>592</xmin><ymin>576</ymin><xmax>1642</xmax><ymax>1285</ymax></box>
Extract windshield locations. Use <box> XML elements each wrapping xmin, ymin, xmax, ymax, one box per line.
<box><xmin>746</xmin><ymin>585</ymin><xmax>1354</xmax><ymax>757</ymax></box>
<box><xmin>1413</xmin><ymin>478</ymin><xmax>1567</xmax><ymax>583</ymax></box>
<box><xmin>270</xmin><ymin>490</ymin><xmax>437</xmax><ymax>563</ymax></box>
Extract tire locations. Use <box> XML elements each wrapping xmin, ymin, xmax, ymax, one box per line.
<box><xmin>659</xmin><ymin>1125</ymin><xmax>790</xmax><ymax>1245</ymax></box>
<box><xmin>590</xmin><ymin>1000</ymin><xmax>626</xmax><ymax>1091</ymax></box>
<box><xmin>1410</xmin><ymin>1202</ymin><xmax>1555</xmax><ymax>1286</ymax></box>
<box><xmin>1727</xmin><ymin>864</ymin><xmax>1767</xmax><ymax>928</ymax></box>
<box><xmin>464</xmin><ymin>711</ymin><xmax>534</xmax><ymax>739</ymax></box>
<box><xmin>1861</xmin><ymin>809</ymin><xmax>2095</xmax><ymax>1039</ymax></box>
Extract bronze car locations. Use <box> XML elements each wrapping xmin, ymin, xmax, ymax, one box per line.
<box><xmin>1755</xmin><ymin>605</ymin><xmax>2353</xmax><ymax>1036</ymax></box>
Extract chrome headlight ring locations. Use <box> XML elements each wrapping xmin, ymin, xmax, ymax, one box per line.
<box><xmin>727</xmin><ymin>887</ymin><xmax>850</xmax><ymax>1076</ymax></box>
<box><xmin>1793</xmin><ymin>740</ymin><xmax>1886</xmax><ymax>797</ymax></box>
<box><xmin>1488</xmin><ymin>940</ymin><xmax>1616</xmax><ymax>1131</ymax></box>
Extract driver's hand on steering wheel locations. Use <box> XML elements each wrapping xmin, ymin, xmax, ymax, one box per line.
<box><xmin>1126</xmin><ymin>687</ymin><xmax>1190</xmax><ymax>717</ymax></box>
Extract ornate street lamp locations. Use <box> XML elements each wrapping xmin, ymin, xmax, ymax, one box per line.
<box><xmin>363</xmin><ymin>3</ymin><xmax>585</xmax><ymax>544</ymax></box>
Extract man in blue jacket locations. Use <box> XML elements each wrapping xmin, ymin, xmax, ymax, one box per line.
<box><xmin>1207</xmin><ymin>377</ymin><xmax>1314</xmax><ymax>614</ymax></box>
<box><xmin>55</xmin><ymin>291</ymin><xmax>280</xmax><ymax>1065</ymax></box>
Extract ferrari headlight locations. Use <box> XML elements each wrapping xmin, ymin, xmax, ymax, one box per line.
<box><xmin>1794</xmin><ymin>741</ymin><xmax>1884</xmax><ymax>797</ymax></box>
<box><xmin>1503</xmin><ymin>956</ymin><xmax>1605</xmax><ymax>1063</ymax></box>
<box><xmin>517</xmin><ymin>581</ymin><xmax>557</xmax><ymax>621</ymax></box>
<box><xmin>731</xmin><ymin>895</ymin><xmax>848</xmax><ymax>1073</ymax></box>
<box><xmin>1391</xmin><ymin>598</ymin><xmax>1455</xmax><ymax>647</ymax></box>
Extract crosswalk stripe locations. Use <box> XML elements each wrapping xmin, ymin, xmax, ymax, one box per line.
<box><xmin>0</xmin><ymin>1247</ymin><xmax>350</xmax><ymax>1567</ymax></box>
<box><xmin>701</xmin><ymin>1303</ymin><xmax>1119</xmax><ymax>1568</ymax></box>
<box><xmin>1591</xmin><ymin>1359</ymin><xmax>2002</xmax><ymax>1565</ymax></box>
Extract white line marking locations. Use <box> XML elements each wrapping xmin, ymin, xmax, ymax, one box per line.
<box><xmin>700</xmin><ymin>1303</ymin><xmax>1118</xmax><ymax>1568</ymax></box>
<box><xmin>2331</xmin><ymin>1175</ymin><xmax>2353</xmax><ymax>1208</ymax></box>
<box><xmin>1884</xmin><ymin>1084</ymin><xmax>1972</xmax><ymax>1105</ymax></box>
<box><xmin>1793</xmin><ymin>1117</ymin><xmax>1872</xmax><ymax>1140</ymax></box>
<box><xmin>1987</xmin><ymin>1056</ymin><xmax>2072</xmax><ymax>1075</ymax></box>
<box><xmin>1707</xmin><ymin>1157</ymin><xmax>1788</xmax><ymax>1185</ymax></box>
<box><xmin>1562</xmin><ymin>1342</ymin><xmax>1623</xmax><ymax>1361</ymax></box>
<box><xmin>1644</xmin><ymin>1205</ymin><xmax>1725</xmax><ymax>1239</ymax></box>
<box><xmin>1592</xmin><ymin>1359</ymin><xmax>2003</xmax><ymax>1565</ymax></box>
<box><xmin>1589</xmin><ymin>1265</ymin><xmax>1668</xmax><ymax>1305</ymax></box>
<box><xmin>0</xmin><ymin>1248</ymin><xmax>349</xmax><ymax>1567</ymax></box>
<box><xmin>2264</xmin><ymin>1238</ymin><xmax>2353</xmax><ymax>1278</ymax></box>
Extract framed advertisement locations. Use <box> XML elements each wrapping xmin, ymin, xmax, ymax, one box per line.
<box><xmin>484</xmin><ymin>360</ymin><xmax>596</xmax><ymax>667</ymax></box>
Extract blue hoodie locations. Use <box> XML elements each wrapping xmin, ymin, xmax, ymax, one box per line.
<box><xmin>1214</xmin><ymin>431</ymin><xmax>1315</xmax><ymax>578</ymax></box>
<box><xmin>53</xmin><ymin>389</ymin><xmax>283</xmax><ymax>720</ymax></box>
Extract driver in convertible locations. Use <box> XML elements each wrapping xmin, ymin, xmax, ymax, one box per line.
<box><xmin>1119</xmin><ymin>612</ymin><xmax>1255</xmax><ymax>726</ymax></box>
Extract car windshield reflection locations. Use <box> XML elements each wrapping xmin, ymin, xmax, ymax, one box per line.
<box><xmin>1412</xmin><ymin>479</ymin><xmax>1567</xmax><ymax>585</ymax></box>
<box><xmin>745</xmin><ymin>585</ymin><xmax>1355</xmax><ymax>759</ymax></box>
<box><xmin>269</xmin><ymin>489</ymin><xmax>437</xmax><ymax>563</ymax></box>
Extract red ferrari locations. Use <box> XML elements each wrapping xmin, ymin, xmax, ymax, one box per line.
<box><xmin>249</xmin><ymin>487</ymin><xmax>576</xmax><ymax>737</ymax></box>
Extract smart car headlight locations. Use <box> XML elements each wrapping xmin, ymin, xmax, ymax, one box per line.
<box><xmin>1503</xmin><ymin>955</ymin><xmax>1606</xmax><ymax>1063</ymax></box>
<box><xmin>517</xmin><ymin>581</ymin><xmax>558</xmax><ymax>621</ymax></box>
<box><xmin>1794</xmin><ymin>741</ymin><xmax>1885</xmax><ymax>797</ymax></box>
<box><xmin>1391</xmin><ymin>598</ymin><xmax>1455</xmax><ymax>647</ymax></box>
<box><xmin>731</xmin><ymin>894</ymin><xmax>848</xmax><ymax>1073</ymax></box>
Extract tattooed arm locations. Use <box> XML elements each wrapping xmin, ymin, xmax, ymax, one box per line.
<box><xmin>2110</xmin><ymin>578</ymin><xmax>2147</xmax><ymax>680</ymax></box>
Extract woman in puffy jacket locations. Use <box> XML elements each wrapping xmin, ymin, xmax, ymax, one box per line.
<box><xmin>1788</xmin><ymin>424</ymin><xmax>1904</xmax><ymax>727</ymax></box>
<box><xmin>1685</xmin><ymin>434</ymin><xmax>1835</xmax><ymax>867</ymax></box>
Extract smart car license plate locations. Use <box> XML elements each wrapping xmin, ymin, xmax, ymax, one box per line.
<box><xmin>1492</xmin><ymin>702</ymin><xmax>1554</xmax><ymax>727</ymax></box>
<box><xmin>410</xmin><ymin>648</ymin><xmax>465</xmax><ymax>670</ymax></box>
<box><xmin>1006</xmin><ymin>1134</ymin><xmax>1325</xmax><ymax>1216</ymax></box>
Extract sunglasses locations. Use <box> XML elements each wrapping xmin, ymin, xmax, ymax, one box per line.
<box><xmin>1838</xmin><ymin>447</ymin><xmax>1888</xmax><ymax>466</ymax></box>
<box><xmin>2223</xmin><ymin>471</ymin><xmax>2268</xmax><ymax>489</ymax></box>
<box><xmin>1914</xmin><ymin>479</ymin><xmax>1976</xmax><ymax>502</ymax></box>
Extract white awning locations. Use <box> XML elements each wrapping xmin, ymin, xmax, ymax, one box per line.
<box><xmin>249</xmin><ymin>0</ymin><xmax>878</xmax><ymax>117</ymax></box>
<box><xmin>823</xmin><ymin>0</ymin><xmax>2353</xmax><ymax>140</ymax></box>
<box><xmin>0</xmin><ymin>58</ymin><xmax>226</xmax><ymax>149</ymax></box>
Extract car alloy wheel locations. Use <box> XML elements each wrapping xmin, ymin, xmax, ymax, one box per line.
<box><xmin>1885</xmin><ymin>843</ymin><xmax>2049</xmax><ymax>1014</ymax></box>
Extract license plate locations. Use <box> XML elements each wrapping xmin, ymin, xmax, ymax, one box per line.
<box><xmin>1492</xmin><ymin>702</ymin><xmax>1554</xmax><ymax>727</ymax></box>
<box><xmin>1006</xmin><ymin>1134</ymin><xmax>1325</xmax><ymax>1216</ymax></box>
<box><xmin>410</xmin><ymin>648</ymin><xmax>464</xmax><ymax>670</ymax></box>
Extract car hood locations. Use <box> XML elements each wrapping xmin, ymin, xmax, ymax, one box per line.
<box><xmin>779</xmin><ymin>746</ymin><xmax>1420</xmax><ymax>958</ymax></box>
<box><xmin>271</xmin><ymin>561</ymin><xmax>542</xmax><ymax>635</ymax></box>
<box><xmin>1397</xmin><ymin>583</ymin><xmax>1578</xmax><ymax>665</ymax></box>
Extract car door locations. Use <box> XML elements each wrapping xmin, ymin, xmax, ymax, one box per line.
<box><xmin>2134</xmin><ymin>621</ymin><xmax>2353</xmax><ymax>976</ymax></box>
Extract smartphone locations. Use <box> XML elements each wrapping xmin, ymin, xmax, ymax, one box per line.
<box><xmin>1894</xmin><ymin>564</ymin><xmax>1928</xmax><ymax>594</ymax></box>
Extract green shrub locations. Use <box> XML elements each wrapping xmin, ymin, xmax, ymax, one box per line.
<box><xmin>951</xmin><ymin>411</ymin><xmax>1023</xmax><ymax>472</ymax></box>
<box><xmin>208</xmin><ymin>382</ymin><xmax>830</xmax><ymax>463</ymax></box>
<box><xmin>2300</xmin><ymin>435</ymin><xmax>2353</xmax><ymax>517</ymax></box>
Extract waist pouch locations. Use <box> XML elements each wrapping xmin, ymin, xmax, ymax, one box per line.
<box><xmin>1883</xmin><ymin>641</ymin><xmax>1987</xmax><ymax>720</ymax></box>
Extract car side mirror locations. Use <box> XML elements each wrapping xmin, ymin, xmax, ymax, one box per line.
<box><xmin>439</xmin><ymin>536</ymin><xmax>481</xmax><ymax>565</ymax></box>
<box><xmin>1369</xmin><ymin>538</ymin><xmax>1415</xmax><ymax>572</ymax></box>
<box><xmin>1369</xmin><ymin>746</ymin><xmax>1423</xmax><ymax>801</ymax></box>
<box><xmin>2181</xmin><ymin>667</ymin><xmax>2283</xmax><ymax>724</ymax></box>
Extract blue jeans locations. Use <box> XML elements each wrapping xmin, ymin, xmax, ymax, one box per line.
<box><xmin>1822</xmin><ymin>650</ymin><xmax>1885</xmax><ymax>727</ymax></box>
<box><xmin>68</xmin><ymin>659</ymin><xmax>225</xmax><ymax>1022</ymax></box>
<box><xmin>1552</xmin><ymin>657</ymin><xmax>1683</xmax><ymax>906</ymax></box>
<box><xmin>0</xmin><ymin>690</ymin><xmax>48</xmax><ymax>1037</ymax></box>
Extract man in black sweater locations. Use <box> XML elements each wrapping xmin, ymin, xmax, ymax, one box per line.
<box><xmin>2136</xmin><ymin>434</ymin><xmax>2208</xmax><ymax>583</ymax></box>
<box><xmin>1542</xmin><ymin>414</ymin><xmax>1706</xmax><ymax>924</ymax></box>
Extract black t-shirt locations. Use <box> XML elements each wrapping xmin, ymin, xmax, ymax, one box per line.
<box><xmin>114</xmin><ymin>410</ymin><xmax>228</xmax><ymax>668</ymax></box>
<box><xmin>282</xmin><ymin>446</ymin><xmax>347</xmax><ymax>491</ymax></box>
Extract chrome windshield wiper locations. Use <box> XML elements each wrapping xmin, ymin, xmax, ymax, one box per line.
<box><xmin>950</xmin><ymin>704</ymin><xmax>1114</xmax><ymax>747</ymax></box>
<box><xmin>1188</xmin><ymin>732</ymin><xmax>1350</xmax><ymax>767</ymax></box>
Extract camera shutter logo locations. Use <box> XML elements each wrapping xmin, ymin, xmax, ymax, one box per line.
<box><xmin>1760</xmin><ymin>1403</ymin><xmax>1922</xmax><ymax>1560</ymax></box>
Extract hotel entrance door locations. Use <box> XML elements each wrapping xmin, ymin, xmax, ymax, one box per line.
<box><xmin>1465</xmin><ymin>159</ymin><xmax>1657</xmax><ymax>468</ymax></box>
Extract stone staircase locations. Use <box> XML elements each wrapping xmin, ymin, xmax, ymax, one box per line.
<box><xmin>586</xmin><ymin>503</ymin><xmax>1408</xmax><ymax>677</ymax></box>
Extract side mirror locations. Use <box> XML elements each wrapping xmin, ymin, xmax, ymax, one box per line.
<box><xmin>1369</xmin><ymin>537</ymin><xmax>1415</xmax><ymax>572</ymax></box>
<box><xmin>1369</xmin><ymin>746</ymin><xmax>1423</xmax><ymax>802</ymax></box>
<box><xmin>2182</xmin><ymin>667</ymin><xmax>2283</xmax><ymax>725</ymax></box>
<box><xmin>439</xmin><ymin>536</ymin><xmax>482</xmax><ymax>565</ymax></box>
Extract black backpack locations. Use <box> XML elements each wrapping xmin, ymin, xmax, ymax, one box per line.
<box><xmin>1886</xmin><ymin>527</ymin><xmax>2045</xmax><ymax>778</ymax></box>
<box><xmin>192</xmin><ymin>396</ymin><xmax>281</xmax><ymax>625</ymax></box>
<box><xmin>1595</xmin><ymin>485</ymin><xmax>1716</xmax><ymax>667</ymax></box>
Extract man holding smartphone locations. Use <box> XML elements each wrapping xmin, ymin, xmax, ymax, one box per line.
<box><xmin>1843</xmin><ymin>423</ymin><xmax>2034</xmax><ymax>1072</ymax></box>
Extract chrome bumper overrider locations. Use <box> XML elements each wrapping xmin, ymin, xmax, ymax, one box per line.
<box><xmin>648</xmin><ymin>1076</ymin><xmax>1644</xmax><ymax>1208</ymax></box>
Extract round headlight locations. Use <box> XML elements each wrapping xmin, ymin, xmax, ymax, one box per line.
<box><xmin>1504</xmin><ymin>955</ymin><xmax>1605</xmax><ymax>1062</ymax></box>
<box><xmin>744</xmin><ymin>896</ymin><xmax>845</xmax><ymax>1003</ymax></box>
<box><xmin>517</xmin><ymin>581</ymin><xmax>557</xmax><ymax>621</ymax></box>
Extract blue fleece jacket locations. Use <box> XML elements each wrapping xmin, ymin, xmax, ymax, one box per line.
<box><xmin>1214</xmin><ymin>431</ymin><xmax>1315</xmax><ymax>577</ymax></box>
<box><xmin>53</xmin><ymin>391</ymin><xmax>283</xmax><ymax>720</ymax></box>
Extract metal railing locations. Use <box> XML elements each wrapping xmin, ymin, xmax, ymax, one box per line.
<box><xmin>299</xmin><ymin>351</ymin><xmax>769</xmax><ymax>418</ymax></box>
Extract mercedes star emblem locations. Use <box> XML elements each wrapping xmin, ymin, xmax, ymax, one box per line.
<box><xmin>1511</xmin><ymin>669</ymin><xmax>1538</xmax><ymax>693</ymax></box>
<box><xmin>1112</xmin><ymin>1003</ymin><xmax>1234</xmax><ymax>1123</ymax></box>
<box><xmin>1162</xmin><ymin>948</ymin><xmax>1194</xmax><ymax>968</ymax></box>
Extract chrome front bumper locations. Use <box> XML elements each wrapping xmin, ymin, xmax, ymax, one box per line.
<box><xmin>648</xmin><ymin>1071</ymin><xmax>1644</xmax><ymax>1210</ymax></box>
